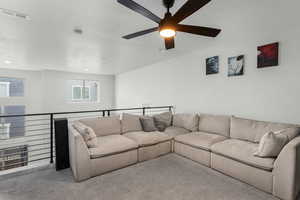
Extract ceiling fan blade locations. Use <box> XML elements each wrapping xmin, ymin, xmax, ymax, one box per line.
<box><xmin>176</xmin><ymin>24</ymin><xmax>221</xmax><ymax>37</ymax></box>
<box><xmin>172</xmin><ymin>0</ymin><xmax>211</xmax><ymax>24</ymax></box>
<box><xmin>117</xmin><ymin>0</ymin><xmax>161</xmax><ymax>23</ymax></box>
<box><xmin>122</xmin><ymin>27</ymin><xmax>158</xmax><ymax>39</ymax></box>
<box><xmin>165</xmin><ymin>37</ymin><xmax>175</xmax><ymax>50</ymax></box>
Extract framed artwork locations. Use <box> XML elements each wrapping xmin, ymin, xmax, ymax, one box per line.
<box><xmin>257</xmin><ymin>42</ymin><xmax>279</xmax><ymax>68</ymax></box>
<box><xmin>228</xmin><ymin>55</ymin><xmax>244</xmax><ymax>77</ymax></box>
<box><xmin>206</xmin><ymin>56</ymin><xmax>219</xmax><ymax>75</ymax></box>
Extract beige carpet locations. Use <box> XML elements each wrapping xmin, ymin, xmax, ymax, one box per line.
<box><xmin>0</xmin><ymin>154</ymin><xmax>283</xmax><ymax>200</ymax></box>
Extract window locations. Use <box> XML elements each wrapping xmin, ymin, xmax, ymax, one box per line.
<box><xmin>0</xmin><ymin>105</ymin><xmax>25</xmax><ymax>139</ymax></box>
<box><xmin>0</xmin><ymin>123</ymin><xmax>10</xmax><ymax>140</ymax></box>
<box><xmin>0</xmin><ymin>77</ymin><xmax>24</xmax><ymax>97</ymax></box>
<box><xmin>67</xmin><ymin>80</ymin><xmax>99</xmax><ymax>103</ymax></box>
<box><xmin>72</xmin><ymin>85</ymin><xmax>91</xmax><ymax>101</ymax></box>
<box><xmin>0</xmin><ymin>82</ymin><xmax>10</xmax><ymax>97</ymax></box>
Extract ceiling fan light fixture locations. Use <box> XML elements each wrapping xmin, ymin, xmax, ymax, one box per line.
<box><xmin>118</xmin><ymin>0</ymin><xmax>221</xmax><ymax>50</ymax></box>
<box><xmin>159</xmin><ymin>28</ymin><xmax>176</xmax><ymax>38</ymax></box>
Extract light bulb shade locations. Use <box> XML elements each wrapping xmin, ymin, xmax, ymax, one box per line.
<box><xmin>159</xmin><ymin>29</ymin><xmax>176</xmax><ymax>38</ymax></box>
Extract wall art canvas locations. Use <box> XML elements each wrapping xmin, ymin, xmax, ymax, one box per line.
<box><xmin>257</xmin><ymin>42</ymin><xmax>279</xmax><ymax>68</ymax></box>
<box><xmin>206</xmin><ymin>56</ymin><xmax>219</xmax><ymax>75</ymax></box>
<box><xmin>228</xmin><ymin>55</ymin><xmax>244</xmax><ymax>77</ymax></box>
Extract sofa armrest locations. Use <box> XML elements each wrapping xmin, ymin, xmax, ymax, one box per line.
<box><xmin>273</xmin><ymin>136</ymin><xmax>300</xmax><ymax>200</ymax></box>
<box><xmin>68</xmin><ymin>126</ymin><xmax>92</xmax><ymax>182</ymax></box>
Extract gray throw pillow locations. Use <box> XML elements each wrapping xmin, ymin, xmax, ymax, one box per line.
<box><xmin>254</xmin><ymin>131</ymin><xmax>288</xmax><ymax>158</ymax></box>
<box><xmin>140</xmin><ymin>117</ymin><xmax>158</xmax><ymax>132</ymax></box>
<box><xmin>153</xmin><ymin>112</ymin><xmax>172</xmax><ymax>132</ymax></box>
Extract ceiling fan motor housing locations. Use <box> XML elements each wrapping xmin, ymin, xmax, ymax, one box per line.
<box><xmin>159</xmin><ymin>12</ymin><xmax>175</xmax><ymax>32</ymax></box>
<box><xmin>163</xmin><ymin>0</ymin><xmax>175</xmax><ymax>9</ymax></box>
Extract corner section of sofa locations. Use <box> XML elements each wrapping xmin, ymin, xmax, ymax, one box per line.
<box><xmin>88</xmin><ymin>134</ymin><xmax>139</xmax><ymax>176</ymax></box>
<box><xmin>69</xmin><ymin>116</ymin><xmax>140</xmax><ymax>182</ymax></box>
<box><xmin>173</xmin><ymin>113</ymin><xmax>230</xmax><ymax>167</ymax></box>
<box><xmin>210</xmin><ymin>139</ymin><xmax>274</xmax><ymax>193</ymax></box>
<box><xmin>174</xmin><ymin>132</ymin><xmax>227</xmax><ymax>167</ymax></box>
<box><xmin>273</xmin><ymin>136</ymin><xmax>300</xmax><ymax>200</ymax></box>
<box><xmin>163</xmin><ymin>126</ymin><xmax>190</xmax><ymax>152</ymax></box>
<box><xmin>68</xmin><ymin>125</ymin><xmax>92</xmax><ymax>182</ymax></box>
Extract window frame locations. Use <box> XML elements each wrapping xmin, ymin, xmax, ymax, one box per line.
<box><xmin>0</xmin><ymin>123</ymin><xmax>10</xmax><ymax>140</ymax></box>
<box><xmin>0</xmin><ymin>77</ymin><xmax>25</xmax><ymax>98</ymax></box>
<box><xmin>0</xmin><ymin>82</ymin><xmax>10</xmax><ymax>98</ymax></box>
<box><xmin>70</xmin><ymin>80</ymin><xmax>98</xmax><ymax>103</ymax></box>
<box><xmin>82</xmin><ymin>86</ymin><xmax>91</xmax><ymax>101</ymax></box>
<box><xmin>71</xmin><ymin>85</ymin><xmax>91</xmax><ymax>101</ymax></box>
<box><xmin>71</xmin><ymin>85</ymin><xmax>83</xmax><ymax>101</ymax></box>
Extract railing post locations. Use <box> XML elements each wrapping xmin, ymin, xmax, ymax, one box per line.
<box><xmin>107</xmin><ymin>110</ymin><xmax>111</xmax><ymax>116</ymax></box>
<box><xmin>102</xmin><ymin>110</ymin><xmax>105</xmax><ymax>117</ymax></box>
<box><xmin>142</xmin><ymin>107</ymin><xmax>146</xmax><ymax>116</ymax></box>
<box><xmin>50</xmin><ymin>114</ymin><xmax>54</xmax><ymax>164</ymax></box>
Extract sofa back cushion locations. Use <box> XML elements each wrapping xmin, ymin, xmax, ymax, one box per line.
<box><xmin>173</xmin><ymin>113</ymin><xmax>199</xmax><ymax>132</ymax></box>
<box><xmin>121</xmin><ymin>113</ymin><xmax>142</xmax><ymax>133</ymax></box>
<box><xmin>79</xmin><ymin>116</ymin><xmax>121</xmax><ymax>137</ymax></box>
<box><xmin>230</xmin><ymin>116</ymin><xmax>298</xmax><ymax>143</ymax></box>
<box><xmin>198</xmin><ymin>114</ymin><xmax>231</xmax><ymax>137</ymax></box>
<box><xmin>277</xmin><ymin>127</ymin><xmax>300</xmax><ymax>141</ymax></box>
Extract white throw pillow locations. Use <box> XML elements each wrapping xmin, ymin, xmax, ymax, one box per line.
<box><xmin>72</xmin><ymin>121</ymin><xmax>98</xmax><ymax>148</ymax></box>
<box><xmin>254</xmin><ymin>131</ymin><xmax>288</xmax><ymax>158</ymax></box>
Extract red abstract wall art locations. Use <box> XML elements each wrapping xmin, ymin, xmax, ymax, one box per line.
<box><xmin>257</xmin><ymin>42</ymin><xmax>279</xmax><ymax>68</ymax></box>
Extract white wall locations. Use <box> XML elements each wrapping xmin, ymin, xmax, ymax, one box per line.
<box><xmin>0</xmin><ymin>69</ymin><xmax>44</xmax><ymax>113</ymax></box>
<box><xmin>0</xmin><ymin>68</ymin><xmax>115</xmax><ymax>113</ymax></box>
<box><xmin>116</xmin><ymin>1</ymin><xmax>300</xmax><ymax>124</ymax></box>
<box><xmin>42</xmin><ymin>70</ymin><xmax>115</xmax><ymax>112</ymax></box>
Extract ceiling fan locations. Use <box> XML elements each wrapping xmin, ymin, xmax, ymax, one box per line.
<box><xmin>117</xmin><ymin>0</ymin><xmax>221</xmax><ymax>50</ymax></box>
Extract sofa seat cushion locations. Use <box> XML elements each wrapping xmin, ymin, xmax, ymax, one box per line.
<box><xmin>211</xmin><ymin>139</ymin><xmax>275</xmax><ymax>171</ymax></box>
<box><xmin>175</xmin><ymin>132</ymin><xmax>227</xmax><ymax>151</ymax></box>
<box><xmin>89</xmin><ymin>135</ymin><xmax>138</xmax><ymax>159</ymax></box>
<box><xmin>164</xmin><ymin>126</ymin><xmax>190</xmax><ymax>138</ymax></box>
<box><xmin>123</xmin><ymin>131</ymin><xmax>172</xmax><ymax>147</ymax></box>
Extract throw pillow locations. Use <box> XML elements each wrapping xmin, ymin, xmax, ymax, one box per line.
<box><xmin>140</xmin><ymin>117</ymin><xmax>158</xmax><ymax>132</ymax></box>
<box><xmin>72</xmin><ymin>121</ymin><xmax>98</xmax><ymax>148</ymax></box>
<box><xmin>153</xmin><ymin>112</ymin><xmax>172</xmax><ymax>132</ymax></box>
<box><xmin>254</xmin><ymin>131</ymin><xmax>288</xmax><ymax>158</ymax></box>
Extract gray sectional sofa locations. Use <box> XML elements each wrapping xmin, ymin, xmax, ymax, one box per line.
<box><xmin>69</xmin><ymin>112</ymin><xmax>300</xmax><ymax>200</ymax></box>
